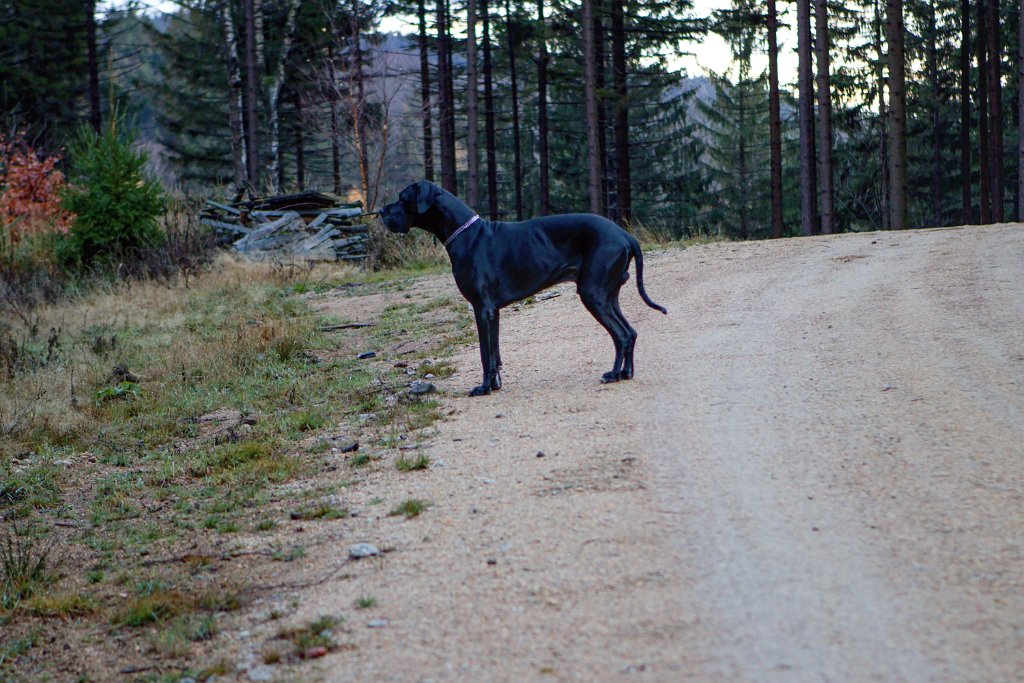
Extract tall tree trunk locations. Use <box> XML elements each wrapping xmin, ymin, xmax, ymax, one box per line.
<box><xmin>505</xmin><ymin>0</ymin><xmax>523</xmax><ymax>220</ymax></box>
<box><xmin>266</xmin><ymin>0</ymin><xmax>301</xmax><ymax>193</ymax></box>
<box><xmin>928</xmin><ymin>0</ymin><xmax>942</xmax><ymax>226</ymax></box>
<box><xmin>482</xmin><ymin>0</ymin><xmax>498</xmax><ymax>218</ymax></box>
<box><xmin>977</xmin><ymin>0</ymin><xmax>991</xmax><ymax>223</ymax></box>
<box><xmin>814</xmin><ymin>0</ymin><xmax>835</xmax><ymax>234</ymax></box>
<box><xmin>243</xmin><ymin>0</ymin><xmax>260</xmax><ymax>188</ymax></box>
<box><xmin>582</xmin><ymin>0</ymin><xmax>602</xmax><ymax>214</ymax></box>
<box><xmin>875</xmin><ymin>0</ymin><xmax>889</xmax><ymax>229</ymax></box>
<box><xmin>536</xmin><ymin>0</ymin><xmax>551</xmax><ymax>215</ymax></box>
<box><xmin>594</xmin><ymin>2</ymin><xmax>608</xmax><ymax>214</ymax></box>
<box><xmin>220</xmin><ymin>0</ymin><xmax>246</xmax><ymax>188</ymax></box>
<box><xmin>327</xmin><ymin>42</ymin><xmax>341</xmax><ymax>194</ymax></box>
<box><xmin>960</xmin><ymin>0</ymin><xmax>971</xmax><ymax>223</ymax></box>
<box><xmin>86</xmin><ymin>0</ymin><xmax>100</xmax><ymax>132</ymax></box>
<box><xmin>984</xmin><ymin>0</ymin><xmax>1003</xmax><ymax>222</ymax></box>
<box><xmin>349</xmin><ymin>1</ymin><xmax>371</xmax><ymax>207</ymax></box>
<box><xmin>294</xmin><ymin>92</ymin><xmax>304</xmax><ymax>190</ymax></box>
<box><xmin>444</xmin><ymin>0</ymin><xmax>457</xmax><ymax>192</ymax></box>
<box><xmin>797</xmin><ymin>0</ymin><xmax>818</xmax><ymax>235</ymax></box>
<box><xmin>417</xmin><ymin>0</ymin><xmax>434</xmax><ymax>182</ymax></box>
<box><xmin>767</xmin><ymin>0</ymin><xmax>784</xmax><ymax>238</ymax></box>
<box><xmin>886</xmin><ymin>0</ymin><xmax>908</xmax><ymax>230</ymax></box>
<box><xmin>436</xmin><ymin>0</ymin><xmax>456</xmax><ymax>192</ymax></box>
<box><xmin>610</xmin><ymin>0</ymin><xmax>631</xmax><ymax>226</ymax></box>
<box><xmin>466</xmin><ymin>0</ymin><xmax>479</xmax><ymax>207</ymax></box>
<box><xmin>1019</xmin><ymin>0</ymin><xmax>1024</xmax><ymax>221</ymax></box>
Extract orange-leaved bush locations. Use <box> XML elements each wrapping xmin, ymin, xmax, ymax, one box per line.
<box><xmin>0</xmin><ymin>133</ymin><xmax>74</xmax><ymax>245</ymax></box>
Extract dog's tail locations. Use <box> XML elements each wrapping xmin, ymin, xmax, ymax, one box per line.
<box><xmin>628</xmin><ymin>235</ymin><xmax>667</xmax><ymax>314</ymax></box>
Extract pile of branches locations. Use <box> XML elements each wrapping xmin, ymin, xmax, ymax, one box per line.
<box><xmin>200</xmin><ymin>191</ymin><xmax>373</xmax><ymax>261</ymax></box>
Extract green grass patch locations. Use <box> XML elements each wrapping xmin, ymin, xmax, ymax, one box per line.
<box><xmin>289</xmin><ymin>503</ymin><xmax>348</xmax><ymax>521</ymax></box>
<box><xmin>389</xmin><ymin>498</ymin><xmax>430</xmax><ymax>519</ymax></box>
<box><xmin>273</xmin><ymin>615</ymin><xmax>341</xmax><ymax>656</ymax></box>
<box><xmin>354</xmin><ymin>596</ymin><xmax>377</xmax><ymax>610</ymax></box>
<box><xmin>395</xmin><ymin>453</ymin><xmax>431</xmax><ymax>472</ymax></box>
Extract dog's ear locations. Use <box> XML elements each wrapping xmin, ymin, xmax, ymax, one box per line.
<box><xmin>415</xmin><ymin>181</ymin><xmax>439</xmax><ymax>214</ymax></box>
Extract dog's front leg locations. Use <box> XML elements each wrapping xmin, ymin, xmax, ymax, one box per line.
<box><xmin>490</xmin><ymin>310</ymin><xmax>502</xmax><ymax>390</ymax></box>
<box><xmin>470</xmin><ymin>306</ymin><xmax>497</xmax><ymax>396</ymax></box>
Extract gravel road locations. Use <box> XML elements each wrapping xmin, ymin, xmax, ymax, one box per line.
<box><xmin>312</xmin><ymin>224</ymin><xmax>1023</xmax><ymax>682</ymax></box>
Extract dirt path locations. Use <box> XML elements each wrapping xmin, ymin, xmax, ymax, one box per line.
<box><xmin>298</xmin><ymin>224</ymin><xmax>1023</xmax><ymax>682</ymax></box>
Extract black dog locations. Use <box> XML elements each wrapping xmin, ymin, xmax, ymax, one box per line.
<box><xmin>380</xmin><ymin>181</ymin><xmax>666</xmax><ymax>396</ymax></box>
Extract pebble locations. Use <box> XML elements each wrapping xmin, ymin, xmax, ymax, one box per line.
<box><xmin>536</xmin><ymin>451</ymin><xmax>545</xmax><ymax>458</ymax></box>
<box><xmin>179</xmin><ymin>678</ymin><xmax>197</xmax><ymax>683</ymax></box>
<box><xmin>349</xmin><ymin>542</ymin><xmax>380</xmax><ymax>559</ymax></box>
<box><xmin>247</xmin><ymin>666</ymin><xmax>275</xmax><ymax>682</ymax></box>
<box><xmin>357</xmin><ymin>351</ymin><xmax>377</xmax><ymax>359</ymax></box>
<box><xmin>367</xmin><ymin>619</ymin><xmax>388</xmax><ymax>628</ymax></box>
<box><xmin>303</xmin><ymin>646</ymin><xmax>328</xmax><ymax>659</ymax></box>
<box><xmin>340</xmin><ymin>441</ymin><xmax>359</xmax><ymax>453</ymax></box>
<box><xmin>486</xmin><ymin>558</ymin><xmax>497</xmax><ymax>566</ymax></box>
<box><xmin>409</xmin><ymin>380</ymin><xmax>436</xmax><ymax>396</ymax></box>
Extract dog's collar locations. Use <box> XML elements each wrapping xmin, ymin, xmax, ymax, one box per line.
<box><xmin>443</xmin><ymin>214</ymin><xmax>480</xmax><ymax>248</ymax></box>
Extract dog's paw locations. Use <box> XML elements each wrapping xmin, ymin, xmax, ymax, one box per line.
<box><xmin>469</xmin><ymin>385</ymin><xmax>492</xmax><ymax>396</ymax></box>
<box><xmin>600</xmin><ymin>371</ymin><xmax>621</xmax><ymax>384</ymax></box>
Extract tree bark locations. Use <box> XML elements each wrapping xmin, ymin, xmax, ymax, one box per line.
<box><xmin>266</xmin><ymin>0</ymin><xmax>301</xmax><ymax>193</ymax></box>
<box><xmin>610</xmin><ymin>0</ymin><xmax>630</xmax><ymax>226</ymax></box>
<box><xmin>767</xmin><ymin>0</ymin><xmax>784</xmax><ymax>238</ymax></box>
<box><xmin>797</xmin><ymin>0</ymin><xmax>818</xmax><ymax>235</ymax></box>
<box><xmin>417</xmin><ymin>0</ymin><xmax>434</xmax><ymax>183</ymax></box>
<box><xmin>984</xmin><ymin>0</ymin><xmax>1003</xmax><ymax>222</ymax></box>
<box><xmin>874</xmin><ymin>0</ymin><xmax>889</xmax><ymax>229</ymax></box>
<box><xmin>86</xmin><ymin>0</ymin><xmax>100</xmax><ymax>132</ymax></box>
<box><xmin>960</xmin><ymin>0</ymin><xmax>971</xmax><ymax>223</ymax></box>
<box><xmin>436</xmin><ymin>0</ymin><xmax>456</xmax><ymax>192</ymax></box>
<box><xmin>294</xmin><ymin>91</ymin><xmax>304</xmax><ymax>190</ymax></box>
<box><xmin>243</xmin><ymin>0</ymin><xmax>260</xmax><ymax>188</ymax></box>
<box><xmin>886</xmin><ymin>0</ymin><xmax>908</xmax><ymax>230</ymax></box>
<box><xmin>444</xmin><ymin>0</ymin><xmax>457</xmax><ymax>193</ymax></box>
<box><xmin>220</xmin><ymin>0</ymin><xmax>246</xmax><ymax>188</ymax></box>
<box><xmin>327</xmin><ymin>42</ymin><xmax>341</xmax><ymax>194</ymax></box>
<box><xmin>536</xmin><ymin>0</ymin><xmax>551</xmax><ymax>215</ymax></box>
<box><xmin>928</xmin><ymin>0</ymin><xmax>942</xmax><ymax>226</ymax></box>
<box><xmin>1019</xmin><ymin>0</ymin><xmax>1024</xmax><ymax>221</ymax></box>
<box><xmin>349</xmin><ymin>0</ymin><xmax>371</xmax><ymax>206</ymax></box>
<box><xmin>482</xmin><ymin>0</ymin><xmax>498</xmax><ymax>218</ymax></box>
<box><xmin>505</xmin><ymin>0</ymin><xmax>524</xmax><ymax>220</ymax></box>
<box><xmin>466</xmin><ymin>0</ymin><xmax>479</xmax><ymax>207</ymax></box>
<box><xmin>814</xmin><ymin>0</ymin><xmax>835</xmax><ymax>234</ymax></box>
<box><xmin>582</xmin><ymin>0</ymin><xmax>602</xmax><ymax>215</ymax></box>
<box><xmin>977</xmin><ymin>0</ymin><xmax>991</xmax><ymax>223</ymax></box>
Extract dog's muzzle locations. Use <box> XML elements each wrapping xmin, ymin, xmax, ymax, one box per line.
<box><xmin>380</xmin><ymin>202</ymin><xmax>411</xmax><ymax>234</ymax></box>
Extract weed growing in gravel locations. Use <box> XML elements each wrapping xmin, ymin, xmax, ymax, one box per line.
<box><xmin>273</xmin><ymin>615</ymin><xmax>342</xmax><ymax>657</ymax></box>
<box><xmin>389</xmin><ymin>499</ymin><xmax>430</xmax><ymax>519</ymax></box>
<box><xmin>395</xmin><ymin>453</ymin><xmax>431</xmax><ymax>471</ymax></box>
<box><xmin>290</xmin><ymin>503</ymin><xmax>348</xmax><ymax>521</ymax></box>
<box><xmin>354</xmin><ymin>596</ymin><xmax>377</xmax><ymax>609</ymax></box>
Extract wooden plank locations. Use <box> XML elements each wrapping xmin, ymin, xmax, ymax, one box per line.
<box><xmin>233</xmin><ymin>211</ymin><xmax>301</xmax><ymax>250</ymax></box>
<box><xmin>297</xmin><ymin>226</ymin><xmax>340</xmax><ymax>252</ymax></box>
<box><xmin>200</xmin><ymin>217</ymin><xmax>250</xmax><ymax>234</ymax></box>
<box><xmin>204</xmin><ymin>200</ymin><xmax>242</xmax><ymax>215</ymax></box>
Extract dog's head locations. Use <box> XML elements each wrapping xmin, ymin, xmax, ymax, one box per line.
<box><xmin>380</xmin><ymin>181</ymin><xmax>441</xmax><ymax>234</ymax></box>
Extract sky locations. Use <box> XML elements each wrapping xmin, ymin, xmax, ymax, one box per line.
<box><xmin>133</xmin><ymin>0</ymin><xmax>801</xmax><ymax>86</ymax></box>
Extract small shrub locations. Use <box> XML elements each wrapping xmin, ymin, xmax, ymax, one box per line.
<box><xmin>59</xmin><ymin>112</ymin><xmax>164</xmax><ymax>267</ymax></box>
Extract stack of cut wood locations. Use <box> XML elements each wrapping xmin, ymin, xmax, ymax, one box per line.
<box><xmin>199</xmin><ymin>191</ymin><xmax>373</xmax><ymax>261</ymax></box>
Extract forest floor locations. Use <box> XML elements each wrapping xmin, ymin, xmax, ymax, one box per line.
<box><xmin>4</xmin><ymin>223</ymin><xmax>1022</xmax><ymax>682</ymax></box>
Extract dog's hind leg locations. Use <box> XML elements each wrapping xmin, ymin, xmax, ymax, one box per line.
<box><xmin>609</xmin><ymin>292</ymin><xmax>638</xmax><ymax>379</ymax></box>
<box><xmin>579</xmin><ymin>289</ymin><xmax>629</xmax><ymax>383</ymax></box>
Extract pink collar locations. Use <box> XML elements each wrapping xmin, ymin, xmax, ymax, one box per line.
<box><xmin>443</xmin><ymin>214</ymin><xmax>481</xmax><ymax>248</ymax></box>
